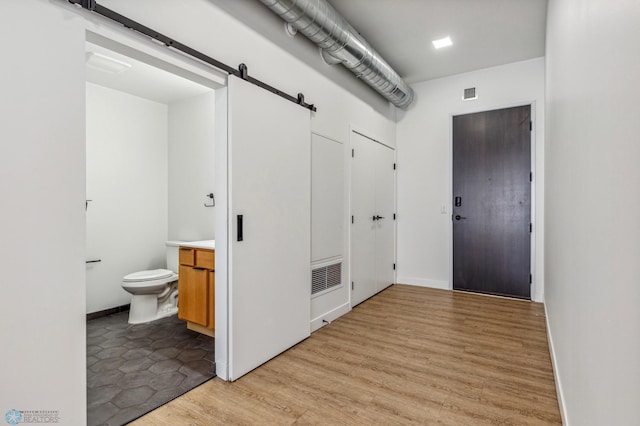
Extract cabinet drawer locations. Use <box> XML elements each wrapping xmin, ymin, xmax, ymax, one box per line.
<box><xmin>195</xmin><ymin>249</ymin><xmax>215</xmax><ymax>270</ymax></box>
<box><xmin>179</xmin><ymin>247</ymin><xmax>195</xmax><ymax>266</ymax></box>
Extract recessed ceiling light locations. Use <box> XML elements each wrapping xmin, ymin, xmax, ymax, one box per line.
<box><xmin>432</xmin><ymin>36</ymin><xmax>453</xmax><ymax>49</ymax></box>
<box><xmin>86</xmin><ymin>51</ymin><xmax>132</xmax><ymax>74</ymax></box>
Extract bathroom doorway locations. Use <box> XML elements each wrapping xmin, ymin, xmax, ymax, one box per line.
<box><xmin>84</xmin><ymin>33</ymin><xmax>224</xmax><ymax>426</ymax></box>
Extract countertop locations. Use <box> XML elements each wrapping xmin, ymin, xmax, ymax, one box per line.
<box><xmin>166</xmin><ymin>240</ymin><xmax>215</xmax><ymax>250</ymax></box>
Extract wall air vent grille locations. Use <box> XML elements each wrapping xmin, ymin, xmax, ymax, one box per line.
<box><xmin>311</xmin><ymin>262</ymin><xmax>342</xmax><ymax>295</ymax></box>
<box><xmin>463</xmin><ymin>87</ymin><xmax>477</xmax><ymax>100</ymax></box>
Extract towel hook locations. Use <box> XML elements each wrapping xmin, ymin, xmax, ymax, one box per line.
<box><xmin>204</xmin><ymin>193</ymin><xmax>215</xmax><ymax>207</ymax></box>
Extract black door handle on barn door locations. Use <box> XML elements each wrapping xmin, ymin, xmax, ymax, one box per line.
<box><xmin>372</xmin><ymin>215</ymin><xmax>385</xmax><ymax>221</ymax></box>
<box><xmin>237</xmin><ymin>215</ymin><xmax>243</xmax><ymax>241</ymax></box>
<box><xmin>454</xmin><ymin>215</ymin><xmax>467</xmax><ymax>221</ymax></box>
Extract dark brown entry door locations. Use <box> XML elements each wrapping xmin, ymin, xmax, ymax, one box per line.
<box><xmin>452</xmin><ymin>105</ymin><xmax>531</xmax><ymax>299</ymax></box>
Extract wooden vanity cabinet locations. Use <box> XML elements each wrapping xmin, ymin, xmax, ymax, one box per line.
<box><xmin>177</xmin><ymin>246</ymin><xmax>215</xmax><ymax>337</ymax></box>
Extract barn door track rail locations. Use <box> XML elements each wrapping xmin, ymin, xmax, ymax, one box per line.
<box><xmin>68</xmin><ymin>0</ymin><xmax>317</xmax><ymax>112</ymax></box>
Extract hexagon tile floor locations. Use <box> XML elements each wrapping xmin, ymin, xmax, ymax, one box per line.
<box><xmin>86</xmin><ymin>312</ymin><xmax>215</xmax><ymax>426</ymax></box>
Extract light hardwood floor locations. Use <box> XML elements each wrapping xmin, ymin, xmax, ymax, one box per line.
<box><xmin>132</xmin><ymin>285</ymin><xmax>561</xmax><ymax>425</ymax></box>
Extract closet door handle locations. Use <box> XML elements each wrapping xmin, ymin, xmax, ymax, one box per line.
<box><xmin>237</xmin><ymin>215</ymin><xmax>243</xmax><ymax>241</ymax></box>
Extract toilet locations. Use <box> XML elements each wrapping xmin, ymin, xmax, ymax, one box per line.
<box><xmin>121</xmin><ymin>242</ymin><xmax>180</xmax><ymax>324</ymax></box>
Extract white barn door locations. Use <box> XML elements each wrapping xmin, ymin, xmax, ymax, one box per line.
<box><xmin>227</xmin><ymin>76</ymin><xmax>311</xmax><ymax>380</ymax></box>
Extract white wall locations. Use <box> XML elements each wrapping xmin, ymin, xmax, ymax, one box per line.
<box><xmin>0</xmin><ymin>1</ymin><xmax>86</xmax><ymax>423</ymax></box>
<box><xmin>99</xmin><ymin>0</ymin><xmax>397</xmax><ymax>147</ymax></box>
<box><xmin>0</xmin><ymin>0</ymin><xmax>396</xmax><ymax>420</ymax></box>
<box><xmin>396</xmin><ymin>58</ymin><xmax>546</xmax><ymax>301</ymax></box>
<box><xmin>168</xmin><ymin>91</ymin><xmax>216</xmax><ymax>241</ymax></box>
<box><xmin>86</xmin><ymin>83</ymin><xmax>169</xmax><ymax>314</ymax></box>
<box><xmin>545</xmin><ymin>0</ymin><xmax>640</xmax><ymax>424</ymax></box>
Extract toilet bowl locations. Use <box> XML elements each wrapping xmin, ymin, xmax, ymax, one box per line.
<box><xmin>121</xmin><ymin>243</ymin><xmax>181</xmax><ymax>324</ymax></box>
<box><xmin>122</xmin><ymin>269</ymin><xmax>178</xmax><ymax>324</ymax></box>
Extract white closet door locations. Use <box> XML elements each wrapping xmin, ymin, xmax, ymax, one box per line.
<box><xmin>350</xmin><ymin>132</ymin><xmax>377</xmax><ymax>306</ymax></box>
<box><xmin>350</xmin><ymin>132</ymin><xmax>396</xmax><ymax>307</ymax></box>
<box><xmin>374</xmin><ymin>143</ymin><xmax>396</xmax><ymax>292</ymax></box>
<box><xmin>227</xmin><ymin>76</ymin><xmax>310</xmax><ymax>380</ymax></box>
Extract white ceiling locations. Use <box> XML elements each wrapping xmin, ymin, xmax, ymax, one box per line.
<box><xmin>327</xmin><ymin>0</ymin><xmax>548</xmax><ymax>83</ymax></box>
<box><xmin>85</xmin><ymin>42</ymin><xmax>214</xmax><ymax>104</ymax></box>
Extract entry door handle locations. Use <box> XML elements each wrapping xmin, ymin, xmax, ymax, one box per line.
<box><xmin>454</xmin><ymin>215</ymin><xmax>467</xmax><ymax>221</ymax></box>
<box><xmin>373</xmin><ymin>215</ymin><xmax>385</xmax><ymax>221</ymax></box>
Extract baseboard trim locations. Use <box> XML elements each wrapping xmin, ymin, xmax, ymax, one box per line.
<box><xmin>544</xmin><ymin>303</ymin><xmax>569</xmax><ymax>425</ymax></box>
<box><xmin>396</xmin><ymin>277</ymin><xmax>450</xmax><ymax>290</ymax></box>
<box><xmin>310</xmin><ymin>302</ymin><xmax>351</xmax><ymax>333</ymax></box>
<box><xmin>86</xmin><ymin>304</ymin><xmax>130</xmax><ymax>321</ymax></box>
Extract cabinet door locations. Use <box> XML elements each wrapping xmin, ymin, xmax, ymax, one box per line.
<box><xmin>208</xmin><ymin>270</ymin><xmax>215</xmax><ymax>330</ymax></box>
<box><xmin>178</xmin><ymin>265</ymin><xmax>209</xmax><ymax>327</ymax></box>
<box><xmin>177</xmin><ymin>264</ymin><xmax>193</xmax><ymax>322</ymax></box>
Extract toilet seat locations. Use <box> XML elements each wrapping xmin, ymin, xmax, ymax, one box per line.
<box><xmin>122</xmin><ymin>269</ymin><xmax>178</xmax><ymax>293</ymax></box>
<box><xmin>123</xmin><ymin>269</ymin><xmax>174</xmax><ymax>282</ymax></box>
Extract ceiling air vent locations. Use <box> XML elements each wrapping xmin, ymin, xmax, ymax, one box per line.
<box><xmin>311</xmin><ymin>262</ymin><xmax>342</xmax><ymax>296</ymax></box>
<box><xmin>463</xmin><ymin>87</ymin><xmax>477</xmax><ymax>100</ymax></box>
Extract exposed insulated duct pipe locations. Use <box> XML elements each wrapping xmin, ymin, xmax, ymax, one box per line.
<box><xmin>258</xmin><ymin>0</ymin><xmax>415</xmax><ymax>109</ymax></box>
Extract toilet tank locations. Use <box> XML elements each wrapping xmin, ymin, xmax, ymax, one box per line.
<box><xmin>165</xmin><ymin>241</ymin><xmax>181</xmax><ymax>273</ymax></box>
